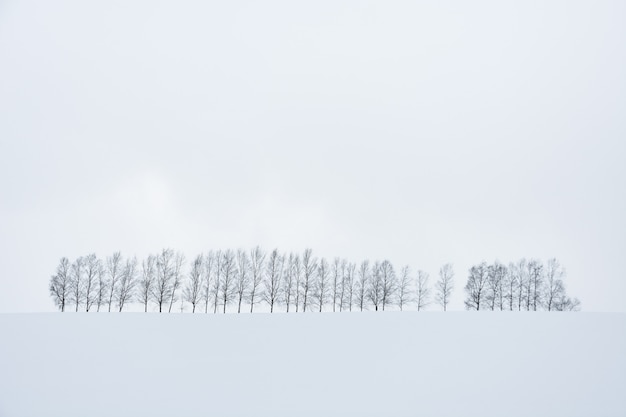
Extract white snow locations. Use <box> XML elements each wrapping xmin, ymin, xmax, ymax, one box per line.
<box><xmin>0</xmin><ymin>312</ymin><xmax>624</xmax><ymax>417</ymax></box>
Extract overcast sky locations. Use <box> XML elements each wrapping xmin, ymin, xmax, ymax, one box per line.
<box><xmin>0</xmin><ymin>0</ymin><xmax>624</xmax><ymax>313</ymax></box>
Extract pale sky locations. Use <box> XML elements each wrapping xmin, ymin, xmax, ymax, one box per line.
<box><xmin>0</xmin><ymin>0</ymin><xmax>624</xmax><ymax>312</ymax></box>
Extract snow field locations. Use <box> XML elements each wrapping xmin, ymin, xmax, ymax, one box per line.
<box><xmin>0</xmin><ymin>312</ymin><xmax>624</xmax><ymax>417</ymax></box>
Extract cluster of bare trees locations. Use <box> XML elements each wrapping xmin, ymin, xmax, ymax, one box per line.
<box><xmin>49</xmin><ymin>249</ymin><xmax>580</xmax><ymax>313</ymax></box>
<box><xmin>49</xmin><ymin>248</ymin><xmax>457</xmax><ymax>313</ymax></box>
<box><xmin>48</xmin><ymin>252</ymin><xmax>146</xmax><ymax>313</ymax></box>
<box><xmin>463</xmin><ymin>258</ymin><xmax>580</xmax><ymax>311</ymax></box>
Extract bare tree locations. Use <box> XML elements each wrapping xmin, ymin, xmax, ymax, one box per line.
<box><xmin>152</xmin><ymin>249</ymin><xmax>175</xmax><ymax>313</ymax></box>
<box><xmin>263</xmin><ymin>249</ymin><xmax>283</xmax><ymax>313</ymax></box>
<box><xmin>544</xmin><ymin>258</ymin><xmax>565</xmax><ymax>311</ymax></box>
<box><xmin>183</xmin><ymin>254</ymin><xmax>204</xmax><ymax>313</ymax></box>
<box><xmin>380</xmin><ymin>260</ymin><xmax>397</xmax><ymax>311</ymax></box>
<box><xmin>83</xmin><ymin>254</ymin><xmax>100</xmax><ymax>312</ymax></box>
<box><xmin>541</xmin><ymin>259</ymin><xmax>581</xmax><ymax>312</ymax></box>
<box><xmin>106</xmin><ymin>252</ymin><xmax>123</xmax><ymax>312</ymax></box>
<box><xmin>139</xmin><ymin>255</ymin><xmax>156</xmax><ymax>312</ymax></box>
<box><xmin>331</xmin><ymin>257</ymin><xmax>341</xmax><ymax>312</ymax></box>
<box><xmin>397</xmin><ymin>265</ymin><xmax>413</xmax><ymax>311</ymax></box>
<box><xmin>293</xmin><ymin>254</ymin><xmax>302</xmax><ymax>312</ymax></box>
<box><xmin>70</xmin><ymin>256</ymin><xmax>85</xmax><ymax>312</ymax></box>
<box><xmin>49</xmin><ymin>257</ymin><xmax>71</xmax><ymax>312</ymax></box>
<box><xmin>524</xmin><ymin>260</ymin><xmax>533</xmax><ymax>310</ymax></box>
<box><xmin>516</xmin><ymin>258</ymin><xmax>528</xmax><ymax>311</ymax></box>
<box><xmin>527</xmin><ymin>259</ymin><xmax>543</xmax><ymax>311</ymax></box>
<box><xmin>464</xmin><ymin>262</ymin><xmax>488</xmax><ymax>311</ymax></box>
<box><xmin>96</xmin><ymin>262</ymin><xmax>107</xmax><ymax>312</ymax></box>
<box><xmin>503</xmin><ymin>262</ymin><xmax>518</xmax><ymax>311</ymax></box>
<box><xmin>487</xmin><ymin>261</ymin><xmax>507</xmax><ymax>310</ymax></box>
<box><xmin>235</xmin><ymin>250</ymin><xmax>250</xmax><ymax>313</ymax></box>
<box><xmin>337</xmin><ymin>260</ymin><xmax>347</xmax><ymax>312</ymax></box>
<box><xmin>211</xmin><ymin>250</ymin><xmax>222</xmax><ymax>314</ymax></box>
<box><xmin>416</xmin><ymin>270</ymin><xmax>431</xmax><ymax>311</ymax></box>
<box><xmin>248</xmin><ymin>247</ymin><xmax>265</xmax><ymax>313</ymax></box>
<box><xmin>117</xmin><ymin>257</ymin><xmax>137</xmax><ymax>312</ymax></box>
<box><xmin>167</xmin><ymin>252</ymin><xmax>185</xmax><ymax>313</ymax></box>
<box><xmin>300</xmin><ymin>248</ymin><xmax>316</xmax><ymax>312</ymax></box>
<box><xmin>220</xmin><ymin>249</ymin><xmax>236</xmax><ymax>313</ymax></box>
<box><xmin>367</xmin><ymin>261</ymin><xmax>383</xmax><ymax>311</ymax></box>
<box><xmin>435</xmin><ymin>263</ymin><xmax>454</xmax><ymax>311</ymax></box>
<box><xmin>202</xmin><ymin>251</ymin><xmax>215</xmax><ymax>313</ymax></box>
<box><xmin>314</xmin><ymin>258</ymin><xmax>330</xmax><ymax>312</ymax></box>
<box><xmin>355</xmin><ymin>260</ymin><xmax>369</xmax><ymax>311</ymax></box>
<box><xmin>343</xmin><ymin>262</ymin><xmax>356</xmax><ymax>311</ymax></box>
<box><xmin>283</xmin><ymin>253</ymin><xmax>296</xmax><ymax>312</ymax></box>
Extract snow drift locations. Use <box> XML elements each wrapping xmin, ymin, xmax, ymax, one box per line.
<box><xmin>0</xmin><ymin>312</ymin><xmax>624</xmax><ymax>417</ymax></box>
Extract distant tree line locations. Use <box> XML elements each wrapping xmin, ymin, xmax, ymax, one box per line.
<box><xmin>48</xmin><ymin>247</ymin><xmax>580</xmax><ymax>313</ymax></box>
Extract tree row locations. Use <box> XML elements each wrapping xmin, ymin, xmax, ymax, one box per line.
<box><xmin>48</xmin><ymin>247</ymin><xmax>579</xmax><ymax>313</ymax></box>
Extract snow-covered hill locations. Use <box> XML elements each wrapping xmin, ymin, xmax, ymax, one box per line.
<box><xmin>0</xmin><ymin>312</ymin><xmax>624</xmax><ymax>417</ymax></box>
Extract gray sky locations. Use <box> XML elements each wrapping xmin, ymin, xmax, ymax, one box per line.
<box><xmin>0</xmin><ymin>0</ymin><xmax>624</xmax><ymax>312</ymax></box>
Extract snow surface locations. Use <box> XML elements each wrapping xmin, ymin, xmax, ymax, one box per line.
<box><xmin>0</xmin><ymin>312</ymin><xmax>624</xmax><ymax>417</ymax></box>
